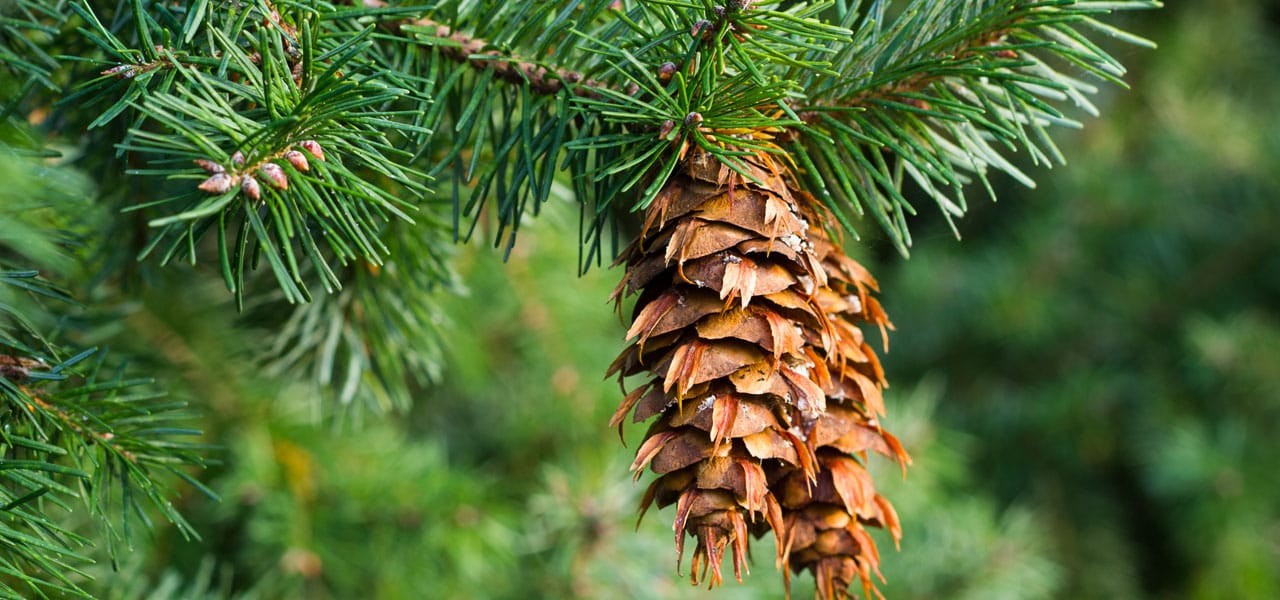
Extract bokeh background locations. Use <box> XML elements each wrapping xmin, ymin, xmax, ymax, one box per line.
<box><xmin>19</xmin><ymin>1</ymin><xmax>1279</xmax><ymax>598</ymax></box>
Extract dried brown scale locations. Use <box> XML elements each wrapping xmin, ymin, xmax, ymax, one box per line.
<box><xmin>612</xmin><ymin>146</ymin><xmax>907</xmax><ymax>598</ymax></box>
<box><xmin>0</xmin><ymin>354</ymin><xmax>48</xmax><ymax>382</ymax></box>
<box><xmin>100</xmin><ymin>46</ymin><xmax>180</xmax><ymax>79</ymax></box>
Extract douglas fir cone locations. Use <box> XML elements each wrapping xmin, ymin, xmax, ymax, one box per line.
<box><xmin>610</xmin><ymin>144</ymin><xmax>910</xmax><ymax>599</ymax></box>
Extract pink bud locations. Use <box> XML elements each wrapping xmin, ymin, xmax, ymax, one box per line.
<box><xmin>658</xmin><ymin>62</ymin><xmax>677</xmax><ymax>83</ymax></box>
<box><xmin>194</xmin><ymin>158</ymin><xmax>225</xmax><ymax>174</ymax></box>
<box><xmin>241</xmin><ymin>176</ymin><xmax>261</xmax><ymax>200</ymax></box>
<box><xmin>285</xmin><ymin>150</ymin><xmax>310</xmax><ymax>172</ymax></box>
<box><xmin>231</xmin><ymin>151</ymin><xmax>245</xmax><ymax>165</ymax></box>
<box><xmin>198</xmin><ymin>173</ymin><xmax>233</xmax><ymax>194</ymax></box>
<box><xmin>659</xmin><ymin>120</ymin><xmax>676</xmax><ymax>139</ymax></box>
<box><xmin>261</xmin><ymin>163</ymin><xmax>288</xmax><ymax>190</ymax></box>
<box><xmin>691</xmin><ymin>20</ymin><xmax>713</xmax><ymax>38</ymax></box>
<box><xmin>299</xmin><ymin>140</ymin><xmax>325</xmax><ymax>162</ymax></box>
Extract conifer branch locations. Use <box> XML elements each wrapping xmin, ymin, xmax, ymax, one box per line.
<box><xmin>351</xmin><ymin>1</ymin><xmax>1158</xmax><ymax>263</ymax></box>
<box><xmin>801</xmin><ymin>26</ymin><xmax>1015</xmax><ymax>119</ymax></box>
<box><xmin>398</xmin><ymin>18</ymin><xmax>606</xmax><ymax>98</ymax></box>
<box><xmin>252</xmin><ymin>217</ymin><xmax>459</xmax><ymax>412</ymax></box>
<box><xmin>0</xmin><ymin>147</ymin><xmax>211</xmax><ymax>599</ymax></box>
<box><xmin>787</xmin><ymin>0</ymin><xmax>1161</xmax><ymax>255</ymax></box>
<box><xmin>1</xmin><ymin>318</ymin><xmax>210</xmax><ymax>599</ymax></box>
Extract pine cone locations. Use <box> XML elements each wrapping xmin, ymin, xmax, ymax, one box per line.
<box><xmin>610</xmin><ymin>147</ymin><xmax>909</xmax><ymax>597</ymax></box>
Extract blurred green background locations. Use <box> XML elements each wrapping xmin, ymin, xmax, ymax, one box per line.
<box><xmin>24</xmin><ymin>1</ymin><xmax>1280</xmax><ymax>598</ymax></box>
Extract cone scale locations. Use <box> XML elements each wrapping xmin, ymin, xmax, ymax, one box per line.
<box><xmin>610</xmin><ymin>147</ymin><xmax>911</xmax><ymax>599</ymax></box>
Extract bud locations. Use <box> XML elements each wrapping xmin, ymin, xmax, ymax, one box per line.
<box><xmin>658</xmin><ymin>62</ymin><xmax>677</xmax><ymax>83</ymax></box>
<box><xmin>692</xmin><ymin>20</ymin><xmax>714</xmax><ymax>39</ymax></box>
<box><xmin>683</xmin><ymin>111</ymin><xmax>704</xmax><ymax>127</ymax></box>
<box><xmin>231</xmin><ymin>151</ymin><xmax>246</xmax><ymax>166</ymax></box>
<box><xmin>659</xmin><ymin>119</ymin><xmax>676</xmax><ymax>139</ymax></box>
<box><xmin>194</xmin><ymin>158</ymin><xmax>225</xmax><ymax>174</ymax></box>
<box><xmin>285</xmin><ymin>150</ymin><xmax>311</xmax><ymax>172</ymax></box>
<box><xmin>299</xmin><ymin>140</ymin><xmax>325</xmax><ymax>161</ymax></box>
<box><xmin>241</xmin><ymin>175</ymin><xmax>262</xmax><ymax>200</ymax></box>
<box><xmin>260</xmin><ymin>163</ymin><xmax>288</xmax><ymax>190</ymax></box>
<box><xmin>198</xmin><ymin>173</ymin><xmax>233</xmax><ymax>194</ymax></box>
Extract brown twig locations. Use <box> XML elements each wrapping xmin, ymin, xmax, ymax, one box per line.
<box><xmin>356</xmin><ymin>0</ymin><xmax>1021</xmax><ymax>131</ymax></box>
<box><xmin>357</xmin><ymin>0</ymin><xmax>606</xmax><ymax>98</ymax></box>
<box><xmin>413</xmin><ymin>19</ymin><xmax>607</xmax><ymax>97</ymax></box>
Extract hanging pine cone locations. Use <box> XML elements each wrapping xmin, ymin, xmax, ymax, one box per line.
<box><xmin>609</xmin><ymin>146</ymin><xmax>910</xmax><ymax>598</ymax></box>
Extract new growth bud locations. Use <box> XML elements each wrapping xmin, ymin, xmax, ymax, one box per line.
<box><xmin>692</xmin><ymin>20</ymin><xmax>714</xmax><ymax>39</ymax></box>
<box><xmin>198</xmin><ymin>173</ymin><xmax>233</xmax><ymax>194</ymax></box>
<box><xmin>299</xmin><ymin>140</ymin><xmax>325</xmax><ymax>162</ymax></box>
<box><xmin>261</xmin><ymin>163</ymin><xmax>288</xmax><ymax>190</ymax></box>
<box><xmin>241</xmin><ymin>175</ymin><xmax>262</xmax><ymax>200</ymax></box>
<box><xmin>194</xmin><ymin>159</ymin><xmax>225</xmax><ymax>174</ymax></box>
<box><xmin>285</xmin><ymin>150</ymin><xmax>311</xmax><ymax>172</ymax></box>
<box><xmin>659</xmin><ymin>120</ymin><xmax>676</xmax><ymax>139</ymax></box>
<box><xmin>658</xmin><ymin>62</ymin><xmax>677</xmax><ymax>84</ymax></box>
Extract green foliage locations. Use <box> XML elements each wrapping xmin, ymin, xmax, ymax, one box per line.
<box><xmin>299</xmin><ymin>0</ymin><xmax>1158</xmax><ymax>268</ymax></box>
<box><xmin>0</xmin><ymin>147</ymin><xmax>210</xmax><ymax>599</ymax></box>
<box><xmin>69</xmin><ymin>1</ymin><xmax>435</xmax><ymax>303</ymax></box>
<box><xmin>0</xmin><ymin>0</ymin><xmax>64</xmax><ymax>111</ymax></box>
<box><xmin>878</xmin><ymin>2</ymin><xmax>1280</xmax><ymax>596</ymax></box>
<box><xmin>790</xmin><ymin>0</ymin><xmax>1160</xmax><ymax>254</ymax></box>
<box><xmin>250</xmin><ymin>219</ymin><xmax>460</xmax><ymax>415</ymax></box>
<box><xmin>6</xmin><ymin>0</ymin><xmax>1155</xmax><ymax>401</ymax></box>
<box><xmin>0</xmin><ymin>0</ymin><xmax>1199</xmax><ymax>598</ymax></box>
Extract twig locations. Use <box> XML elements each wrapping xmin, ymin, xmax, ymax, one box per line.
<box><xmin>358</xmin><ymin>0</ymin><xmax>605</xmax><ymax>97</ymax></box>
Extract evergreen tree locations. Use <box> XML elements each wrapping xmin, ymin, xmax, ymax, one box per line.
<box><xmin>0</xmin><ymin>1</ymin><xmax>1159</xmax><ymax>598</ymax></box>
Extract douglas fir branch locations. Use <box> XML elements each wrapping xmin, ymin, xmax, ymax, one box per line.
<box><xmin>0</xmin><ymin>0</ymin><xmax>1158</xmax><ymax>598</ymax></box>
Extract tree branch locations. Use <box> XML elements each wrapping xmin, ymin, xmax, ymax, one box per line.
<box><xmin>358</xmin><ymin>0</ymin><xmax>605</xmax><ymax>97</ymax></box>
<box><xmin>358</xmin><ymin>1</ymin><xmax>1015</xmax><ymax>120</ymax></box>
<box><xmin>796</xmin><ymin>27</ymin><xmax>1017</xmax><ymax>124</ymax></box>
